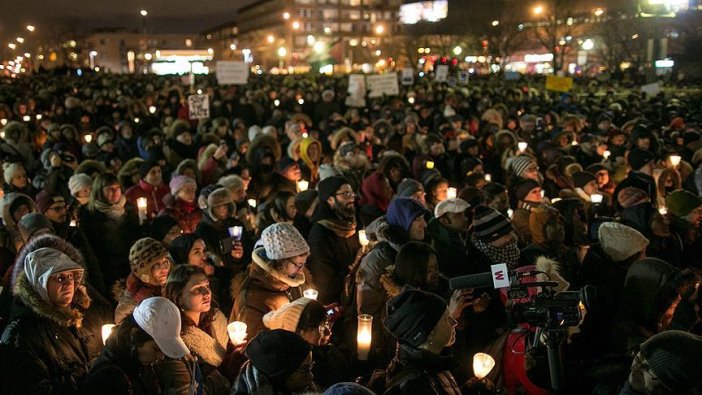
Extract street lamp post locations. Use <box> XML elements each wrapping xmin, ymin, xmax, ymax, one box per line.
<box><xmin>89</xmin><ymin>50</ymin><xmax>98</xmax><ymax>69</ymax></box>
<box><xmin>140</xmin><ymin>10</ymin><xmax>148</xmax><ymax>35</ymax></box>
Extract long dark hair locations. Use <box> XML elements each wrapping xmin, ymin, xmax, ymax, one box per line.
<box><xmin>164</xmin><ymin>265</ymin><xmax>217</xmax><ymax>335</ymax></box>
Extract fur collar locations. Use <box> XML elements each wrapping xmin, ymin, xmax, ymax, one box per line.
<box><xmin>251</xmin><ymin>248</ymin><xmax>306</xmax><ymax>289</ymax></box>
<box><xmin>13</xmin><ymin>272</ymin><xmax>90</xmax><ymax>329</ymax></box>
<box><xmin>182</xmin><ymin>310</ymin><xmax>229</xmax><ymax>367</ymax></box>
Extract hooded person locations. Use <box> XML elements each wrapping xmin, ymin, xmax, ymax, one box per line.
<box><xmin>2</xmin><ymin>161</ymin><xmax>35</xmax><ymax>198</ymax></box>
<box><xmin>233</xmin><ymin>329</ymin><xmax>316</xmax><ymax>394</ymax></box>
<box><xmin>359</xmin><ymin>170</ymin><xmax>393</xmax><ymax>212</ymax></box>
<box><xmin>372</xmin><ymin>288</ymin><xmax>461</xmax><ymax>395</ymax></box>
<box><xmin>0</xmin><ymin>121</ymin><xmax>36</xmax><ymax>170</ymax></box>
<box><xmin>0</xmin><ymin>192</ymin><xmax>38</xmax><ymax>253</ymax></box>
<box><xmin>114</xmin><ymin>237</ymin><xmax>171</xmax><ymax>324</ymax></box>
<box><xmin>160</xmin><ymin>175</ymin><xmax>202</xmax><ymax>233</ymax></box>
<box><xmin>299</xmin><ymin>137</ymin><xmax>323</xmax><ymax>186</ymax></box>
<box><xmin>124</xmin><ymin>160</ymin><xmax>170</xmax><ymax>219</ymax></box>
<box><xmin>0</xmin><ymin>247</ymin><xmax>95</xmax><ymax>394</ymax></box>
<box><xmin>307</xmin><ymin>175</ymin><xmax>362</xmax><ymax>304</ymax></box>
<box><xmin>230</xmin><ymin>223</ymin><xmax>312</xmax><ymax>339</ymax></box>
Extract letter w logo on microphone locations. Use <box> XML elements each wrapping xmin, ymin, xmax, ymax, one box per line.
<box><xmin>491</xmin><ymin>263</ymin><xmax>510</xmax><ymax>289</ymax></box>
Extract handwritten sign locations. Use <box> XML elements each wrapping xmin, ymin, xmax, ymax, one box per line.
<box><xmin>545</xmin><ymin>75</ymin><xmax>573</xmax><ymax>93</ymax></box>
<box><xmin>366</xmin><ymin>73</ymin><xmax>399</xmax><ymax>98</ymax></box>
<box><xmin>401</xmin><ymin>68</ymin><xmax>414</xmax><ymax>86</ymax></box>
<box><xmin>188</xmin><ymin>94</ymin><xmax>210</xmax><ymax>119</ymax></box>
<box><xmin>215</xmin><ymin>61</ymin><xmax>249</xmax><ymax>85</ymax></box>
<box><xmin>458</xmin><ymin>70</ymin><xmax>470</xmax><ymax>85</ymax></box>
<box><xmin>346</xmin><ymin>74</ymin><xmax>367</xmax><ymax>107</ymax></box>
<box><xmin>435</xmin><ymin>65</ymin><xmax>449</xmax><ymax>82</ymax></box>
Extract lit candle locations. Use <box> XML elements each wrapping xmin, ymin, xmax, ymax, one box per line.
<box><xmin>669</xmin><ymin>155</ymin><xmax>681</xmax><ymax>167</ymax></box>
<box><xmin>447</xmin><ymin>187</ymin><xmax>457</xmax><ymax>199</ymax></box>
<box><xmin>426</xmin><ymin>160</ymin><xmax>435</xmax><ymax>169</ymax></box>
<box><xmin>247</xmin><ymin>198</ymin><xmax>257</xmax><ymax>208</ymax></box>
<box><xmin>22</xmin><ymin>115</ymin><xmax>31</xmax><ymax>122</ymax></box>
<box><xmin>358</xmin><ymin>230</ymin><xmax>369</xmax><ymax>247</ymax></box>
<box><xmin>101</xmin><ymin>324</ymin><xmax>116</xmax><ymax>345</ymax></box>
<box><xmin>149</xmin><ymin>106</ymin><xmax>157</xmax><ymax>114</ymax></box>
<box><xmin>484</xmin><ymin>173</ymin><xmax>492</xmax><ymax>182</ymax></box>
<box><xmin>0</xmin><ymin>119</ymin><xmax>7</xmax><ymax>126</ymax></box>
<box><xmin>518</xmin><ymin>142</ymin><xmax>528</xmax><ymax>152</ymax></box>
<box><xmin>227</xmin><ymin>321</ymin><xmax>248</xmax><ymax>346</ymax></box>
<box><xmin>69</xmin><ymin>219</ymin><xmax>77</xmax><ymax>227</ymax></box>
<box><xmin>571</xmin><ymin>140</ymin><xmax>579</xmax><ymax>146</ymax></box>
<box><xmin>602</xmin><ymin>150</ymin><xmax>611</xmax><ymax>160</ymax></box>
<box><xmin>297</xmin><ymin>180</ymin><xmax>309</xmax><ymax>192</ymax></box>
<box><xmin>84</xmin><ymin>134</ymin><xmax>93</xmax><ymax>143</ymax></box>
<box><xmin>507</xmin><ymin>209</ymin><xmax>513</xmax><ymax>218</ymax></box>
<box><xmin>357</xmin><ymin>314</ymin><xmax>373</xmax><ymax>360</ymax></box>
<box><xmin>659</xmin><ymin>206</ymin><xmax>668</xmax><ymax>215</ymax></box>
<box><xmin>303</xmin><ymin>289</ymin><xmax>318</xmax><ymax>300</ymax></box>
<box><xmin>590</xmin><ymin>193</ymin><xmax>603</xmax><ymax>204</ymax></box>
<box><xmin>473</xmin><ymin>352</ymin><xmax>496</xmax><ymax>379</ymax></box>
<box><xmin>136</xmin><ymin>197</ymin><xmax>148</xmax><ymax>224</ymax></box>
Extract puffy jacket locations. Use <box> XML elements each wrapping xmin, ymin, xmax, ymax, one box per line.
<box><xmin>160</xmin><ymin>194</ymin><xmax>202</xmax><ymax>234</ymax></box>
<box><xmin>125</xmin><ymin>180</ymin><xmax>170</xmax><ymax>219</ymax></box>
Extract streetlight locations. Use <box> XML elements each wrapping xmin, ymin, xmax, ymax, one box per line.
<box><xmin>26</xmin><ymin>25</ymin><xmax>35</xmax><ymax>32</ymax></box>
<box><xmin>594</xmin><ymin>8</ymin><xmax>604</xmax><ymax>16</ymax></box>
<box><xmin>491</xmin><ymin>20</ymin><xmax>500</xmax><ymax>26</ymax></box>
<box><xmin>374</xmin><ymin>24</ymin><xmax>385</xmax><ymax>35</ymax></box>
<box><xmin>533</xmin><ymin>5</ymin><xmax>544</xmax><ymax>15</ymax></box>
<box><xmin>314</xmin><ymin>41</ymin><xmax>324</xmax><ymax>53</ymax></box>
<box><xmin>277</xmin><ymin>46</ymin><xmax>287</xmax><ymax>69</ymax></box>
<box><xmin>307</xmin><ymin>35</ymin><xmax>316</xmax><ymax>45</ymax></box>
<box><xmin>582</xmin><ymin>38</ymin><xmax>594</xmax><ymax>50</ymax></box>
<box><xmin>267</xmin><ymin>35</ymin><xmax>275</xmax><ymax>44</ymax></box>
<box><xmin>283</xmin><ymin>12</ymin><xmax>290</xmax><ymax>20</ymax></box>
<box><xmin>453</xmin><ymin>46</ymin><xmax>462</xmax><ymax>55</ymax></box>
<box><xmin>140</xmin><ymin>9</ymin><xmax>148</xmax><ymax>17</ymax></box>
<box><xmin>292</xmin><ymin>21</ymin><xmax>300</xmax><ymax>30</ymax></box>
<box><xmin>16</xmin><ymin>37</ymin><xmax>24</xmax><ymax>43</ymax></box>
<box><xmin>89</xmin><ymin>50</ymin><xmax>98</xmax><ymax>69</ymax></box>
<box><xmin>140</xmin><ymin>9</ymin><xmax>148</xmax><ymax>35</ymax></box>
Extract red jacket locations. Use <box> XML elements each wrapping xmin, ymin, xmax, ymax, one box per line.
<box><xmin>160</xmin><ymin>194</ymin><xmax>203</xmax><ymax>233</ymax></box>
<box><xmin>125</xmin><ymin>180</ymin><xmax>170</xmax><ymax>219</ymax></box>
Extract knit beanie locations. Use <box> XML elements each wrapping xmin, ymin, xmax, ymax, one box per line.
<box><xmin>628</xmin><ymin>148</ymin><xmax>655</xmax><ymax>171</ymax></box>
<box><xmin>129</xmin><ymin>237</ymin><xmax>169</xmax><ymax>283</ymax></box>
<box><xmin>294</xmin><ymin>190</ymin><xmax>318</xmax><ymax>214</ymax></box>
<box><xmin>511</xmin><ymin>155</ymin><xmax>536</xmax><ymax>178</ymax></box>
<box><xmin>638</xmin><ymin>330</ymin><xmax>702</xmax><ymax>392</ymax></box>
<box><xmin>263</xmin><ymin>297</ymin><xmax>315</xmax><ymax>331</ymax></box>
<box><xmin>318</xmin><ymin>164</ymin><xmax>341</xmax><ymax>181</ymax></box>
<box><xmin>383</xmin><ymin>288</ymin><xmax>447</xmax><ymax>348</ymax></box>
<box><xmin>514</xmin><ymin>179</ymin><xmax>541</xmax><ymax>202</ymax></box>
<box><xmin>18</xmin><ymin>213</ymin><xmax>54</xmax><ymax>242</ymax></box>
<box><xmin>386</xmin><ymin>197</ymin><xmax>429</xmax><ymax>232</ymax></box>
<box><xmin>396</xmin><ymin>178</ymin><xmax>423</xmax><ymax>198</ymax></box>
<box><xmin>35</xmin><ymin>190</ymin><xmax>65</xmax><ymax>214</ymax></box>
<box><xmin>618</xmin><ymin>187</ymin><xmax>650</xmax><ymax>209</ymax></box>
<box><xmin>666</xmin><ymin>189</ymin><xmax>702</xmax><ymax>217</ymax></box>
<box><xmin>3</xmin><ymin>162</ymin><xmax>24</xmax><ymax>185</ymax></box>
<box><xmin>139</xmin><ymin>160</ymin><xmax>160</xmax><ymax>180</ymax></box>
<box><xmin>598</xmin><ymin>222</ymin><xmax>649</xmax><ymax>262</ymax></box>
<box><xmin>218</xmin><ymin>175</ymin><xmax>245</xmax><ymax>195</ymax></box>
<box><xmin>148</xmin><ymin>215</ymin><xmax>179</xmax><ymax>243</ymax></box>
<box><xmin>261</xmin><ymin>223</ymin><xmax>310</xmax><ymax>260</ymax></box>
<box><xmin>529</xmin><ymin>206</ymin><xmax>560</xmax><ymax>246</ymax></box>
<box><xmin>571</xmin><ymin>171</ymin><xmax>597</xmax><ymax>189</ymax></box>
<box><xmin>245</xmin><ymin>329</ymin><xmax>311</xmax><ymax>381</ymax></box>
<box><xmin>472</xmin><ymin>205</ymin><xmax>513</xmax><ymax>243</ymax></box>
<box><xmin>276</xmin><ymin>156</ymin><xmax>298</xmax><ymax>174</ymax></box>
<box><xmin>317</xmin><ymin>175</ymin><xmax>349</xmax><ymax>202</ymax></box>
<box><xmin>68</xmin><ymin>173</ymin><xmax>93</xmax><ymax>197</ymax></box>
<box><xmin>169</xmin><ymin>175</ymin><xmax>196</xmax><ymax>196</ymax></box>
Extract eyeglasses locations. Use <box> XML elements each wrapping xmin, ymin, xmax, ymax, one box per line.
<box><xmin>51</xmin><ymin>271</ymin><xmax>83</xmax><ymax>286</ymax></box>
<box><xmin>288</xmin><ymin>260</ymin><xmax>305</xmax><ymax>271</ymax></box>
<box><xmin>335</xmin><ymin>191</ymin><xmax>356</xmax><ymax>199</ymax></box>
<box><xmin>297</xmin><ymin>362</ymin><xmax>315</xmax><ymax>374</ymax></box>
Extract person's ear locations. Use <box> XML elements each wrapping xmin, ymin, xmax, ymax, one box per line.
<box><xmin>327</xmin><ymin>196</ymin><xmax>335</xmax><ymax>207</ymax></box>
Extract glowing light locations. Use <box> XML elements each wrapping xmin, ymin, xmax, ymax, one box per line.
<box><xmin>453</xmin><ymin>46</ymin><xmax>462</xmax><ymax>55</ymax></box>
<box><xmin>473</xmin><ymin>353</ymin><xmax>496</xmax><ymax>379</ymax></box>
<box><xmin>534</xmin><ymin>5</ymin><xmax>544</xmax><ymax>15</ymax></box>
<box><xmin>277</xmin><ymin>47</ymin><xmax>287</xmax><ymax>57</ymax></box>
<box><xmin>582</xmin><ymin>39</ymin><xmax>594</xmax><ymax>51</ymax></box>
<box><xmin>26</xmin><ymin>25</ymin><xmax>35</xmax><ymax>32</ymax></box>
<box><xmin>518</xmin><ymin>142</ymin><xmax>528</xmax><ymax>152</ymax></box>
<box><xmin>140</xmin><ymin>9</ymin><xmax>148</xmax><ymax>17</ymax></box>
<box><xmin>227</xmin><ymin>321</ymin><xmax>248</xmax><ymax>346</ymax></box>
<box><xmin>149</xmin><ymin>106</ymin><xmax>156</xmax><ymax>114</ymax></box>
<box><xmin>669</xmin><ymin>155</ymin><xmax>682</xmax><ymax>167</ymax></box>
<box><xmin>357</xmin><ymin>314</ymin><xmax>373</xmax><ymax>360</ymax></box>
<box><xmin>374</xmin><ymin>24</ymin><xmax>385</xmax><ymax>34</ymax></box>
<box><xmin>248</xmin><ymin>199</ymin><xmax>257</xmax><ymax>208</ymax></box>
<box><xmin>594</xmin><ymin>8</ymin><xmax>604</xmax><ymax>16</ymax></box>
<box><xmin>447</xmin><ymin>187</ymin><xmax>457</xmax><ymax>199</ymax></box>
<box><xmin>307</xmin><ymin>35</ymin><xmax>316</xmax><ymax>45</ymax></box>
<box><xmin>590</xmin><ymin>194</ymin><xmax>603</xmax><ymax>204</ymax></box>
<box><xmin>314</xmin><ymin>41</ymin><xmax>324</xmax><ymax>53</ymax></box>
<box><xmin>274</xmin><ymin>99</ymin><xmax>280</xmax><ymax>107</ymax></box>
<box><xmin>297</xmin><ymin>180</ymin><xmax>309</xmax><ymax>192</ymax></box>
<box><xmin>16</xmin><ymin>37</ymin><xmax>24</xmax><ymax>43</ymax></box>
<box><xmin>292</xmin><ymin>21</ymin><xmax>300</xmax><ymax>30</ymax></box>
<box><xmin>283</xmin><ymin>12</ymin><xmax>290</xmax><ymax>20</ymax></box>
<box><xmin>492</xmin><ymin>20</ymin><xmax>500</xmax><ymax>26</ymax></box>
<box><xmin>358</xmin><ymin>230</ymin><xmax>370</xmax><ymax>246</ymax></box>
<box><xmin>8</xmin><ymin>43</ymin><xmax>16</xmax><ymax>50</ymax></box>
<box><xmin>267</xmin><ymin>35</ymin><xmax>275</xmax><ymax>44</ymax></box>
<box><xmin>303</xmin><ymin>289</ymin><xmax>318</xmax><ymax>300</ymax></box>
<box><xmin>101</xmin><ymin>324</ymin><xmax>116</xmax><ymax>345</ymax></box>
<box><xmin>298</xmin><ymin>98</ymin><xmax>304</xmax><ymax>105</ymax></box>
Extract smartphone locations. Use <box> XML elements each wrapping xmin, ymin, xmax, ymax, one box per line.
<box><xmin>220</xmin><ymin>236</ymin><xmax>235</xmax><ymax>254</ymax></box>
<box><xmin>228</xmin><ymin>226</ymin><xmax>243</xmax><ymax>241</ymax></box>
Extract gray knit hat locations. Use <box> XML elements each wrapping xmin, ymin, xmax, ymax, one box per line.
<box><xmin>68</xmin><ymin>173</ymin><xmax>93</xmax><ymax>196</ymax></box>
<box><xmin>263</xmin><ymin>297</ymin><xmax>314</xmax><ymax>331</ymax></box>
<box><xmin>638</xmin><ymin>330</ymin><xmax>702</xmax><ymax>392</ymax></box>
<box><xmin>261</xmin><ymin>223</ymin><xmax>310</xmax><ymax>260</ymax></box>
<box><xmin>510</xmin><ymin>155</ymin><xmax>536</xmax><ymax>177</ymax></box>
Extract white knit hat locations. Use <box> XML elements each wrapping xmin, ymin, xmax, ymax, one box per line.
<box><xmin>68</xmin><ymin>173</ymin><xmax>93</xmax><ymax>196</ymax></box>
<box><xmin>262</xmin><ymin>297</ymin><xmax>314</xmax><ymax>331</ymax></box>
<box><xmin>261</xmin><ymin>223</ymin><xmax>310</xmax><ymax>260</ymax></box>
<box><xmin>598</xmin><ymin>222</ymin><xmax>649</xmax><ymax>262</ymax></box>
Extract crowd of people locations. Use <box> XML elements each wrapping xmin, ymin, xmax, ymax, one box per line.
<box><xmin>0</xmin><ymin>68</ymin><xmax>701</xmax><ymax>395</ymax></box>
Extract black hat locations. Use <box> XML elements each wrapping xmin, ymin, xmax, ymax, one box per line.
<box><xmin>514</xmin><ymin>178</ymin><xmax>541</xmax><ymax>202</ymax></box>
<box><xmin>639</xmin><ymin>330</ymin><xmax>702</xmax><ymax>392</ymax></box>
<box><xmin>627</xmin><ymin>148</ymin><xmax>655</xmax><ymax>171</ymax></box>
<box><xmin>139</xmin><ymin>159</ymin><xmax>160</xmax><ymax>180</ymax></box>
<box><xmin>683</xmin><ymin>131</ymin><xmax>701</xmax><ymax>146</ymax></box>
<box><xmin>246</xmin><ymin>329</ymin><xmax>311</xmax><ymax>381</ymax></box>
<box><xmin>571</xmin><ymin>171</ymin><xmax>597</xmax><ymax>189</ymax></box>
<box><xmin>317</xmin><ymin>175</ymin><xmax>349</xmax><ymax>202</ymax></box>
<box><xmin>149</xmin><ymin>215</ymin><xmax>179</xmax><ymax>242</ymax></box>
<box><xmin>383</xmin><ymin>288</ymin><xmax>447</xmax><ymax>348</ymax></box>
<box><xmin>472</xmin><ymin>205</ymin><xmax>513</xmax><ymax>243</ymax></box>
<box><xmin>276</xmin><ymin>156</ymin><xmax>298</xmax><ymax>174</ymax></box>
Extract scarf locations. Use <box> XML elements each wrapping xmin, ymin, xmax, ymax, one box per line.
<box><xmin>318</xmin><ymin>217</ymin><xmax>357</xmax><ymax>238</ymax></box>
<box><xmin>518</xmin><ymin>201</ymin><xmax>541</xmax><ymax>212</ymax></box>
<box><xmin>91</xmin><ymin>195</ymin><xmax>126</xmax><ymax>220</ymax></box>
<box><xmin>125</xmin><ymin>272</ymin><xmax>162</xmax><ymax>304</ymax></box>
<box><xmin>472</xmin><ymin>234</ymin><xmax>520</xmax><ymax>270</ymax></box>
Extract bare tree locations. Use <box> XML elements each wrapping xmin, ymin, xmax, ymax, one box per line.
<box><xmin>529</xmin><ymin>0</ymin><xmax>577</xmax><ymax>73</ymax></box>
<box><xmin>594</xmin><ymin>12</ymin><xmax>645</xmax><ymax>73</ymax></box>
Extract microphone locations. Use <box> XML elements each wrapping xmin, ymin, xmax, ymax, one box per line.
<box><xmin>449</xmin><ymin>272</ymin><xmax>493</xmax><ymax>290</ymax></box>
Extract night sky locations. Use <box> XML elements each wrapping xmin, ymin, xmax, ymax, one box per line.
<box><xmin>0</xmin><ymin>0</ymin><xmax>257</xmax><ymax>41</ymax></box>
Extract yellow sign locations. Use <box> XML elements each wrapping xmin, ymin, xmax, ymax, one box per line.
<box><xmin>545</xmin><ymin>75</ymin><xmax>573</xmax><ymax>93</ymax></box>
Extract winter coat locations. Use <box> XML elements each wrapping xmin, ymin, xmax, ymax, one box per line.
<box><xmin>307</xmin><ymin>204</ymin><xmax>361</xmax><ymax>304</ymax></box>
<box><xmin>125</xmin><ymin>180</ymin><xmax>170</xmax><ymax>220</ymax></box>
<box><xmin>229</xmin><ymin>248</ymin><xmax>307</xmax><ymax>338</ymax></box>
<box><xmin>613</xmin><ymin>171</ymin><xmax>658</xmax><ymax>211</ymax></box>
<box><xmin>79</xmin><ymin>205</ymin><xmax>143</xmax><ymax>291</ymax></box>
<box><xmin>233</xmin><ymin>360</ymin><xmax>317</xmax><ymax>395</ymax></box>
<box><xmin>114</xmin><ymin>274</ymin><xmax>163</xmax><ymax>325</ymax></box>
<box><xmin>0</xmin><ymin>267</ymin><xmax>97</xmax><ymax>394</ymax></box>
<box><xmin>160</xmin><ymin>194</ymin><xmax>203</xmax><ymax>234</ymax></box>
<box><xmin>359</xmin><ymin>171</ymin><xmax>392</xmax><ymax>212</ymax></box>
<box><xmin>378</xmin><ymin>344</ymin><xmax>461</xmax><ymax>395</ymax></box>
<box><xmin>0</xmin><ymin>192</ymin><xmax>37</xmax><ymax>253</ymax></box>
<box><xmin>194</xmin><ymin>213</ymin><xmax>252</xmax><ymax>270</ymax></box>
<box><xmin>427</xmin><ymin>217</ymin><xmax>473</xmax><ymax>278</ymax></box>
<box><xmin>182</xmin><ymin>310</ymin><xmax>231</xmax><ymax>395</ymax></box>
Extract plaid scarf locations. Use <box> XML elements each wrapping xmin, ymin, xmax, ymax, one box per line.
<box><xmin>472</xmin><ymin>234</ymin><xmax>520</xmax><ymax>270</ymax></box>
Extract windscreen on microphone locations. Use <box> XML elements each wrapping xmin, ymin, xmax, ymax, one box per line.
<box><xmin>449</xmin><ymin>272</ymin><xmax>494</xmax><ymax>290</ymax></box>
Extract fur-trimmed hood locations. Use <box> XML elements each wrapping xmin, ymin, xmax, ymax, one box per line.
<box><xmin>1</xmin><ymin>192</ymin><xmax>37</xmax><ymax>230</ymax></box>
<box><xmin>181</xmin><ymin>309</ymin><xmax>229</xmax><ymax>367</ymax></box>
<box><xmin>246</xmin><ymin>134</ymin><xmax>282</xmax><ymax>165</ymax></box>
<box><xmin>249</xmin><ymin>247</ymin><xmax>306</xmax><ymax>290</ymax></box>
<box><xmin>330</xmin><ymin>127</ymin><xmax>358</xmax><ymax>151</ymax></box>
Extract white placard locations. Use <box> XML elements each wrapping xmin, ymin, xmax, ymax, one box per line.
<box><xmin>188</xmin><ymin>94</ymin><xmax>210</xmax><ymax>119</ymax></box>
<box><xmin>366</xmin><ymin>73</ymin><xmax>399</xmax><ymax>98</ymax></box>
<box><xmin>401</xmin><ymin>68</ymin><xmax>414</xmax><ymax>86</ymax></box>
<box><xmin>216</xmin><ymin>61</ymin><xmax>249</xmax><ymax>85</ymax></box>
<box><xmin>490</xmin><ymin>263</ymin><xmax>510</xmax><ymax>289</ymax></box>
<box><xmin>346</xmin><ymin>74</ymin><xmax>367</xmax><ymax>107</ymax></box>
<box><xmin>641</xmin><ymin>82</ymin><xmax>661</xmax><ymax>96</ymax></box>
<box><xmin>435</xmin><ymin>65</ymin><xmax>449</xmax><ymax>82</ymax></box>
<box><xmin>458</xmin><ymin>70</ymin><xmax>470</xmax><ymax>85</ymax></box>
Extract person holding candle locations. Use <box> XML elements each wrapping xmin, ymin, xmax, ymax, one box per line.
<box><xmin>195</xmin><ymin>187</ymin><xmax>248</xmax><ymax>270</ymax></box>
<box><xmin>164</xmin><ymin>265</ymin><xmax>231</xmax><ymax>394</ymax></box>
<box><xmin>263</xmin><ymin>297</ymin><xmax>352</xmax><ymax>388</ymax></box>
<box><xmin>299</xmin><ymin>137</ymin><xmax>323</xmax><ymax>186</ymax></box>
<box><xmin>124</xmin><ymin>160</ymin><xmax>170</xmax><ymax>219</ymax></box>
<box><xmin>80</xmin><ymin>172</ymin><xmax>141</xmax><ymax>291</ymax></box>
<box><xmin>114</xmin><ymin>237</ymin><xmax>172</xmax><ymax>324</ymax></box>
<box><xmin>159</xmin><ymin>175</ymin><xmax>202</xmax><ymax>234</ymax></box>
<box><xmin>231</xmin><ymin>223</ymin><xmax>311</xmax><ymax>338</ymax></box>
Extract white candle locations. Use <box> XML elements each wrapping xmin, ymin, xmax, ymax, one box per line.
<box><xmin>518</xmin><ymin>142</ymin><xmax>528</xmax><ymax>152</ymax></box>
<box><xmin>659</xmin><ymin>206</ymin><xmax>668</xmax><ymax>215</ymax></box>
<box><xmin>447</xmin><ymin>187</ymin><xmax>457</xmax><ymax>199</ymax></box>
<box><xmin>425</xmin><ymin>160</ymin><xmax>434</xmax><ymax>169</ymax></box>
<box><xmin>358</xmin><ymin>230</ymin><xmax>369</xmax><ymax>247</ymax></box>
<box><xmin>136</xmin><ymin>197</ymin><xmax>148</xmax><ymax>224</ymax></box>
<box><xmin>247</xmin><ymin>199</ymin><xmax>257</xmax><ymax>208</ymax></box>
<box><xmin>507</xmin><ymin>209</ymin><xmax>513</xmax><ymax>218</ymax></box>
<box><xmin>484</xmin><ymin>173</ymin><xmax>492</xmax><ymax>182</ymax></box>
<box><xmin>69</xmin><ymin>220</ymin><xmax>77</xmax><ymax>227</ymax></box>
<box><xmin>303</xmin><ymin>289</ymin><xmax>318</xmax><ymax>300</ymax></box>
<box><xmin>602</xmin><ymin>150</ymin><xmax>611</xmax><ymax>160</ymax></box>
<box><xmin>669</xmin><ymin>155</ymin><xmax>681</xmax><ymax>167</ymax></box>
<box><xmin>473</xmin><ymin>352</ymin><xmax>496</xmax><ymax>379</ymax></box>
<box><xmin>84</xmin><ymin>134</ymin><xmax>93</xmax><ymax>143</ymax></box>
<box><xmin>149</xmin><ymin>106</ymin><xmax>157</xmax><ymax>114</ymax></box>
<box><xmin>297</xmin><ymin>180</ymin><xmax>309</xmax><ymax>192</ymax></box>
<box><xmin>227</xmin><ymin>321</ymin><xmax>248</xmax><ymax>346</ymax></box>
<box><xmin>590</xmin><ymin>193</ymin><xmax>603</xmax><ymax>204</ymax></box>
<box><xmin>357</xmin><ymin>314</ymin><xmax>373</xmax><ymax>360</ymax></box>
<box><xmin>22</xmin><ymin>115</ymin><xmax>31</xmax><ymax>122</ymax></box>
<box><xmin>101</xmin><ymin>324</ymin><xmax>116</xmax><ymax>345</ymax></box>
